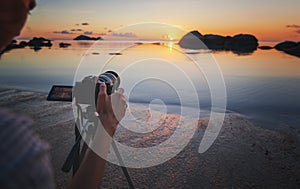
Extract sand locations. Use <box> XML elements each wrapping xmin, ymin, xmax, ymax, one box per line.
<box><xmin>0</xmin><ymin>88</ymin><xmax>299</xmax><ymax>189</ymax></box>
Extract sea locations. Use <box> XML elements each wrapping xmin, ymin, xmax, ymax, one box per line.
<box><xmin>0</xmin><ymin>40</ymin><xmax>299</xmax><ymax>129</ymax></box>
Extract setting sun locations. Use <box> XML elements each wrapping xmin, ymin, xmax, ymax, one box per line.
<box><xmin>167</xmin><ymin>35</ymin><xmax>174</xmax><ymax>41</ymax></box>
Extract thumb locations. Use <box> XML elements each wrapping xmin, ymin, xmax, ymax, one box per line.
<box><xmin>97</xmin><ymin>82</ymin><xmax>107</xmax><ymax>113</ymax></box>
<box><xmin>99</xmin><ymin>82</ymin><xmax>107</xmax><ymax>95</ymax></box>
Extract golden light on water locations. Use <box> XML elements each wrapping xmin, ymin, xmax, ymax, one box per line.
<box><xmin>167</xmin><ymin>42</ymin><xmax>174</xmax><ymax>51</ymax></box>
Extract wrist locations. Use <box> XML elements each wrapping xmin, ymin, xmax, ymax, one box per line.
<box><xmin>90</xmin><ymin>122</ymin><xmax>114</xmax><ymax>154</ymax></box>
<box><xmin>97</xmin><ymin>117</ymin><xmax>118</xmax><ymax>137</ymax></box>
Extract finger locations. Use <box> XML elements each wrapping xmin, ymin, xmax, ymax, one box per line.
<box><xmin>97</xmin><ymin>82</ymin><xmax>107</xmax><ymax>113</ymax></box>
<box><xmin>121</xmin><ymin>103</ymin><xmax>127</xmax><ymax>117</ymax></box>
<box><xmin>117</xmin><ymin>88</ymin><xmax>124</xmax><ymax>94</ymax></box>
<box><xmin>121</xmin><ymin>95</ymin><xmax>127</xmax><ymax>101</ymax></box>
<box><xmin>120</xmin><ymin>98</ymin><xmax>127</xmax><ymax>106</ymax></box>
<box><xmin>110</xmin><ymin>95</ymin><xmax>126</xmax><ymax>119</ymax></box>
<box><xmin>99</xmin><ymin>82</ymin><xmax>107</xmax><ymax>95</ymax></box>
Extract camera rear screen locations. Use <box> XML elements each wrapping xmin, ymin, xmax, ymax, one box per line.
<box><xmin>47</xmin><ymin>85</ymin><xmax>73</xmax><ymax>102</ymax></box>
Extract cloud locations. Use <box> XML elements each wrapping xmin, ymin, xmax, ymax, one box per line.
<box><xmin>53</xmin><ymin>30</ymin><xmax>73</xmax><ymax>34</ymax></box>
<box><xmin>71</xmin><ymin>29</ymin><xmax>83</xmax><ymax>32</ymax></box>
<box><xmin>84</xmin><ymin>31</ymin><xmax>93</xmax><ymax>35</ymax></box>
<box><xmin>286</xmin><ymin>24</ymin><xmax>300</xmax><ymax>34</ymax></box>
<box><xmin>81</xmin><ymin>22</ymin><xmax>89</xmax><ymax>26</ymax></box>
<box><xmin>286</xmin><ymin>24</ymin><xmax>300</xmax><ymax>28</ymax></box>
<box><xmin>111</xmin><ymin>32</ymin><xmax>137</xmax><ymax>38</ymax></box>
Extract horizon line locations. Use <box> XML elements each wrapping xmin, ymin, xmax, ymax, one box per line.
<box><xmin>15</xmin><ymin>37</ymin><xmax>286</xmax><ymax>43</ymax></box>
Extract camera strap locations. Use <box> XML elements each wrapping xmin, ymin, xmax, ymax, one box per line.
<box><xmin>61</xmin><ymin>124</ymin><xmax>82</xmax><ymax>173</ymax></box>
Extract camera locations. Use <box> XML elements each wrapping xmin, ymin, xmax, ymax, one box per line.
<box><xmin>73</xmin><ymin>71</ymin><xmax>120</xmax><ymax>105</ymax></box>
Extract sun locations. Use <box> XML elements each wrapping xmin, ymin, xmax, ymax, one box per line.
<box><xmin>167</xmin><ymin>34</ymin><xmax>174</xmax><ymax>41</ymax></box>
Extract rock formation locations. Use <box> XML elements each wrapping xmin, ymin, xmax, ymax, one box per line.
<box><xmin>179</xmin><ymin>31</ymin><xmax>259</xmax><ymax>54</ymax></box>
<box><xmin>59</xmin><ymin>42</ymin><xmax>72</xmax><ymax>48</ymax></box>
<box><xmin>274</xmin><ymin>41</ymin><xmax>300</xmax><ymax>58</ymax></box>
<box><xmin>73</xmin><ymin>35</ymin><xmax>103</xmax><ymax>41</ymax></box>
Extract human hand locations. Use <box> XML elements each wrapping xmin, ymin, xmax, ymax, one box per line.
<box><xmin>96</xmin><ymin>82</ymin><xmax>127</xmax><ymax>136</ymax></box>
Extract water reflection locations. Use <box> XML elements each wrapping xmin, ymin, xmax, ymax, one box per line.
<box><xmin>76</xmin><ymin>41</ymin><xmax>94</xmax><ymax>48</ymax></box>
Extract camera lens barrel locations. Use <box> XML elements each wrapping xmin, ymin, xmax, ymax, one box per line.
<box><xmin>100</xmin><ymin>71</ymin><xmax>120</xmax><ymax>87</ymax></box>
<box><xmin>94</xmin><ymin>71</ymin><xmax>120</xmax><ymax>104</ymax></box>
<box><xmin>98</xmin><ymin>71</ymin><xmax>120</xmax><ymax>93</ymax></box>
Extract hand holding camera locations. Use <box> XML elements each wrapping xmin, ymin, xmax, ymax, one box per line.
<box><xmin>96</xmin><ymin>82</ymin><xmax>127</xmax><ymax>137</ymax></box>
<box><xmin>47</xmin><ymin>70</ymin><xmax>127</xmax><ymax>137</ymax></box>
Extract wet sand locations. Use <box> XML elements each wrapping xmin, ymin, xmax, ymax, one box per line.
<box><xmin>0</xmin><ymin>88</ymin><xmax>299</xmax><ymax>188</ymax></box>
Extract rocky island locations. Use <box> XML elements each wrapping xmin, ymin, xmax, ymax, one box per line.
<box><xmin>179</xmin><ymin>30</ymin><xmax>258</xmax><ymax>54</ymax></box>
<box><xmin>2</xmin><ymin>37</ymin><xmax>53</xmax><ymax>53</ymax></box>
<box><xmin>274</xmin><ymin>41</ymin><xmax>300</xmax><ymax>58</ymax></box>
<box><xmin>59</xmin><ymin>42</ymin><xmax>72</xmax><ymax>48</ymax></box>
<box><xmin>73</xmin><ymin>35</ymin><xmax>103</xmax><ymax>41</ymax></box>
<box><xmin>1</xmin><ymin>33</ymin><xmax>299</xmax><ymax>59</ymax></box>
<box><xmin>179</xmin><ymin>30</ymin><xmax>300</xmax><ymax>58</ymax></box>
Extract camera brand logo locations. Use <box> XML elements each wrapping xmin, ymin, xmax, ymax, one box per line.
<box><xmin>73</xmin><ymin>23</ymin><xmax>227</xmax><ymax>168</ymax></box>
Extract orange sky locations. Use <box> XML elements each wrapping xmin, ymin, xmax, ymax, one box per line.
<box><xmin>20</xmin><ymin>0</ymin><xmax>300</xmax><ymax>42</ymax></box>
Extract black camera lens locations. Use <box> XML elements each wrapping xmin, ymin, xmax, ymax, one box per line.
<box><xmin>98</xmin><ymin>71</ymin><xmax>120</xmax><ymax>90</ymax></box>
<box><xmin>94</xmin><ymin>71</ymin><xmax>120</xmax><ymax>104</ymax></box>
<box><xmin>98</xmin><ymin>71</ymin><xmax>120</xmax><ymax>86</ymax></box>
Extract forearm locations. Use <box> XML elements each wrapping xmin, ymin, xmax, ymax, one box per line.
<box><xmin>66</xmin><ymin>149</ymin><xmax>107</xmax><ymax>189</ymax></box>
<box><xmin>67</xmin><ymin>123</ymin><xmax>114</xmax><ymax>189</ymax></box>
<box><xmin>67</xmin><ymin>83</ymin><xmax>126</xmax><ymax>189</ymax></box>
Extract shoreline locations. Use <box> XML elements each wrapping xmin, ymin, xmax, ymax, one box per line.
<box><xmin>1</xmin><ymin>88</ymin><xmax>299</xmax><ymax>188</ymax></box>
<box><xmin>3</xmin><ymin>84</ymin><xmax>297</xmax><ymax>131</ymax></box>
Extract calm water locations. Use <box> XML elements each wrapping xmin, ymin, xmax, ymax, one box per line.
<box><xmin>0</xmin><ymin>40</ymin><xmax>299</xmax><ymax>129</ymax></box>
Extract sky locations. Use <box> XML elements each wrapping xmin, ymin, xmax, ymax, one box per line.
<box><xmin>21</xmin><ymin>0</ymin><xmax>300</xmax><ymax>41</ymax></box>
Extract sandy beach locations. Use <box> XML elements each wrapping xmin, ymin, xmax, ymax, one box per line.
<box><xmin>1</xmin><ymin>88</ymin><xmax>299</xmax><ymax>188</ymax></box>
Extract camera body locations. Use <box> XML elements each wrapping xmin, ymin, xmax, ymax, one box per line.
<box><xmin>73</xmin><ymin>71</ymin><xmax>120</xmax><ymax>105</ymax></box>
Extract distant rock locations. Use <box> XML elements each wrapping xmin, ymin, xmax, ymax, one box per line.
<box><xmin>152</xmin><ymin>42</ymin><xmax>161</xmax><ymax>45</ymax></box>
<box><xmin>19</xmin><ymin>41</ymin><xmax>28</xmax><ymax>47</ymax></box>
<box><xmin>188</xmin><ymin>30</ymin><xmax>203</xmax><ymax>39</ymax></box>
<box><xmin>2</xmin><ymin>41</ymin><xmax>26</xmax><ymax>53</ymax></box>
<box><xmin>28</xmin><ymin>37</ymin><xmax>52</xmax><ymax>48</ymax></box>
<box><xmin>26</xmin><ymin>37</ymin><xmax>52</xmax><ymax>52</ymax></box>
<box><xmin>178</xmin><ymin>30</ymin><xmax>206</xmax><ymax>49</ymax></box>
<box><xmin>73</xmin><ymin>35</ymin><xmax>103</xmax><ymax>41</ymax></box>
<box><xmin>225</xmin><ymin>34</ymin><xmax>258</xmax><ymax>53</ymax></box>
<box><xmin>274</xmin><ymin>41</ymin><xmax>297</xmax><ymax>50</ymax></box>
<box><xmin>258</xmin><ymin>46</ymin><xmax>273</xmax><ymax>50</ymax></box>
<box><xmin>1</xmin><ymin>37</ymin><xmax>53</xmax><ymax>54</ymax></box>
<box><xmin>32</xmin><ymin>46</ymin><xmax>42</xmax><ymax>52</ymax></box>
<box><xmin>179</xmin><ymin>31</ymin><xmax>259</xmax><ymax>54</ymax></box>
<box><xmin>2</xmin><ymin>40</ymin><xmax>29</xmax><ymax>54</ymax></box>
<box><xmin>109</xmin><ymin>52</ymin><xmax>122</xmax><ymax>55</ymax></box>
<box><xmin>59</xmin><ymin>42</ymin><xmax>71</xmax><ymax>48</ymax></box>
<box><xmin>275</xmin><ymin>41</ymin><xmax>300</xmax><ymax>58</ymax></box>
<box><xmin>286</xmin><ymin>44</ymin><xmax>300</xmax><ymax>58</ymax></box>
<box><xmin>202</xmin><ymin>34</ymin><xmax>229</xmax><ymax>50</ymax></box>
